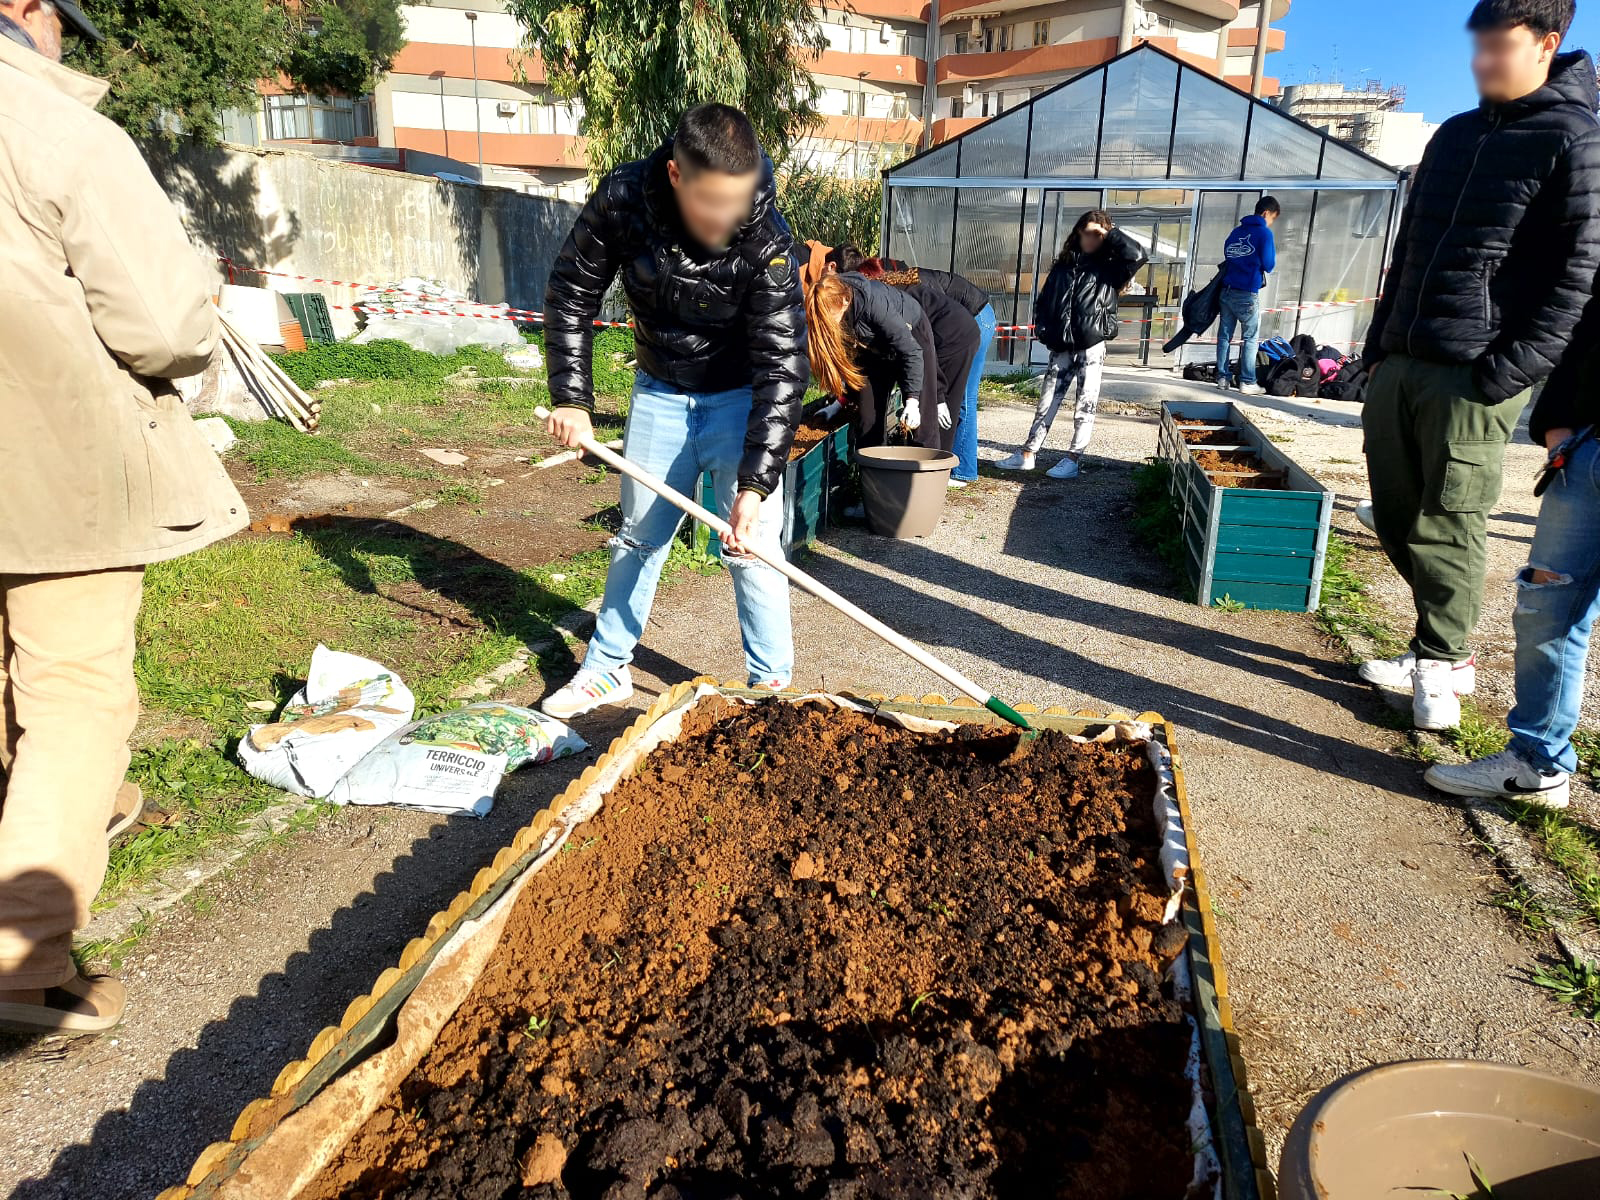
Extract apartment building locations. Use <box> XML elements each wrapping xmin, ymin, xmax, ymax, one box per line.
<box><xmin>1278</xmin><ymin>81</ymin><xmax>1440</xmax><ymax>169</ymax></box>
<box><xmin>223</xmin><ymin>0</ymin><xmax>1288</xmax><ymax>189</ymax></box>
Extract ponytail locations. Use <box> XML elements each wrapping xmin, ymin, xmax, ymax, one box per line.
<box><xmin>804</xmin><ymin>275</ymin><xmax>866</xmax><ymax>396</ymax></box>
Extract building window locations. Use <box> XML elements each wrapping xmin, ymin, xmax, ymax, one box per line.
<box><xmin>953</xmin><ymin>32</ymin><xmax>968</xmax><ymax>54</ymax></box>
<box><xmin>951</xmin><ymin>96</ymin><xmax>965</xmax><ymax>119</ymax></box>
<box><xmin>264</xmin><ymin>93</ymin><xmax>373</xmax><ymax>141</ymax></box>
<box><xmin>1033</xmin><ymin>19</ymin><xmax>1050</xmax><ymax>47</ymax></box>
<box><xmin>890</xmin><ymin>93</ymin><xmax>909</xmax><ymax>120</ymax></box>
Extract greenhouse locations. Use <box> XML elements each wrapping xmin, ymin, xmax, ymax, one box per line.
<box><xmin>881</xmin><ymin>43</ymin><xmax>1403</xmax><ymax>369</ymax></box>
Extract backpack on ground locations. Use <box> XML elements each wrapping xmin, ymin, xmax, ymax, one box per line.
<box><xmin>1318</xmin><ymin>358</ymin><xmax>1370</xmax><ymax>403</ymax></box>
<box><xmin>1259</xmin><ymin>336</ymin><xmax>1295</xmax><ymax>365</ymax></box>
<box><xmin>1183</xmin><ymin>361</ymin><xmax>1219</xmax><ymax>383</ymax></box>
<box><xmin>1266</xmin><ymin>334</ymin><xmax>1321</xmax><ymax>397</ymax></box>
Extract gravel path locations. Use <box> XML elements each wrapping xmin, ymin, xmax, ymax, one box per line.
<box><xmin>2</xmin><ymin>372</ymin><xmax>1596</xmax><ymax>1197</ymax></box>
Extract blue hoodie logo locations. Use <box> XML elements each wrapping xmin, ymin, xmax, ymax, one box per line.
<box><xmin>1225</xmin><ymin>234</ymin><xmax>1256</xmax><ymax>260</ymax></box>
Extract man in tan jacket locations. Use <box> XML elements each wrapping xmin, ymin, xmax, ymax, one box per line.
<box><xmin>0</xmin><ymin>0</ymin><xmax>248</xmax><ymax>1035</ymax></box>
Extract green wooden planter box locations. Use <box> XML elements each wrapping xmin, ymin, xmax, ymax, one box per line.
<box><xmin>1156</xmin><ymin>400</ymin><xmax>1334</xmax><ymax>613</ymax></box>
<box><xmin>697</xmin><ymin>423</ymin><xmax>851</xmax><ymax>559</ymax></box>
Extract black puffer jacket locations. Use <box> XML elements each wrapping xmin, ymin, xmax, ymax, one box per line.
<box><xmin>839</xmin><ymin>272</ymin><xmax>926</xmax><ymax>398</ymax></box>
<box><xmin>1033</xmin><ymin>228</ymin><xmax>1148</xmax><ymax>354</ymax></box>
<box><xmin>878</xmin><ymin>259</ymin><xmax>990</xmax><ymax>315</ymax></box>
<box><xmin>1365</xmin><ymin>52</ymin><xmax>1600</xmax><ymax>403</ymax></box>
<box><xmin>1532</xmin><ymin>276</ymin><xmax>1600</xmax><ymax>445</ymax></box>
<box><xmin>544</xmin><ymin>142</ymin><xmax>808</xmax><ymax>496</ymax></box>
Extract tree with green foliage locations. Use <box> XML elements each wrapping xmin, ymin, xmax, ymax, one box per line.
<box><xmin>67</xmin><ymin>0</ymin><xmax>405</xmax><ymax>141</ymax></box>
<box><xmin>506</xmin><ymin>0</ymin><xmax>824</xmax><ymax>179</ymax></box>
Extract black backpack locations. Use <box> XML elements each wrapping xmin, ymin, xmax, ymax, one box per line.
<box><xmin>1183</xmin><ymin>361</ymin><xmax>1219</xmax><ymax>383</ymax></box>
<box><xmin>1319</xmin><ymin>358</ymin><xmax>1370</xmax><ymax>403</ymax></box>
<box><xmin>1266</xmin><ymin>334</ymin><xmax>1321</xmax><ymax>397</ymax></box>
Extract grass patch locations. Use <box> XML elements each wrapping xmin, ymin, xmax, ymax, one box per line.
<box><xmin>227</xmin><ymin>418</ymin><xmax>384</xmax><ymax>482</ymax></box>
<box><xmin>1444</xmin><ymin>701</ymin><xmax>1512</xmax><ymax>762</ymax></box>
<box><xmin>1491</xmin><ymin>882</ymin><xmax>1554</xmax><ymax>934</ymax></box>
<box><xmin>1533</xmin><ymin>959</ymin><xmax>1600</xmax><ymax>1022</ymax></box>
<box><xmin>1511</xmin><ymin>802</ymin><xmax>1600</xmax><ymax>927</ymax></box>
<box><xmin>1129</xmin><ymin>459</ymin><xmax>1186</xmax><ymax>584</ymax></box>
<box><xmin>1574</xmin><ymin>730</ymin><xmax>1600</xmax><ymax>781</ymax></box>
<box><xmin>1315</xmin><ymin>534</ymin><xmax>1407</xmax><ymax>657</ymax></box>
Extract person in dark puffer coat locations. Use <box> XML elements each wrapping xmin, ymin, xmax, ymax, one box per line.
<box><xmin>540</xmin><ymin>105</ymin><xmax>809</xmax><ymax>719</ymax></box>
<box><xmin>1360</xmin><ymin>0</ymin><xmax>1600</xmax><ymax>734</ymax></box>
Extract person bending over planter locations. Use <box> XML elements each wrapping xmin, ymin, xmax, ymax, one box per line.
<box><xmin>804</xmin><ymin>272</ymin><xmax>938</xmax><ymax>449</ymax></box>
<box><xmin>540</xmin><ymin>104</ymin><xmax>809</xmax><ymax>720</ymax></box>
<box><xmin>996</xmin><ymin>210</ymin><xmax>1147</xmax><ymax>479</ymax></box>
<box><xmin>853</xmin><ymin>260</ymin><xmax>982</xmax><ymax>466</ymax></box>
<box><xmin>1359</xmin><ymin>0</ymin><xmax>1600</xmax><ymax>732</ymax></box>
<box><xmin>828</xmin><ymin>247</ymin><xmax>996</xmax><ymax>485</ymax></box>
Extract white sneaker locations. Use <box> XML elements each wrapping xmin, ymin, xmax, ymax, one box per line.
<box><xmin>1214</xmin><ymin>376</ymin><xmax>1232</xmax><ymax>392</ymax></box>
<box><xmin>1360</xmin><ymin>651</ymin><xmax>1476</xmax><ymax>695</ymax></box>
<box><xmin>1355</xmin><ymin>499</ymin><xmax>1378</xmax><ymax>533</ymax></box>
<box><xmin>948</xmin><ymin>478</ymin><xmax>970</xmax><ymax>490</ymax></box>
<box><xmin>1412</xmin><ymin>659</ymin><xmax>1462</xmax><ymax>731</ymax></box>
<box><xmin>1239</xmin><ymin>383</ymin><xmax>1267</xmax><ymax>396</ymax></box>
<box><xmin>541</xmin><ymin>665</ymin><xmax>633</xmax><ymax>719</ymax></box>
<box><xmin>1425</xmin><ymin>748</ymin><xmax>1570</xmax><ymax>810</ymax></box>
<box><xmin>995</xmin><ymin>451</ymin><xmax>1036</xmax><ymax>471</ymax></box>
<box><xmin>1046</xmin><ymin>457</ymin><xmax>1081</xmax><ymax>479</ymax></box>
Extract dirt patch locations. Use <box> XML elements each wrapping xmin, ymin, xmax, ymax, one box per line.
<box><xmin>1174</xmin><ymin>419</ymin><xmax>1246</xmax><ymax>449</ymax></box>
<box><xmin>305</xmin><ymin>700</ymin><xmax>1195</xmax><ymax>1200</ymax></box>
<box><xmin>1190</xmin><ymin>449</ymin><xmax>1284</xmax><ymax>492</ymax></box>
<box><xmin>788</xmin><ymin>412</ymin><xmax>850</xmax><ymax>462</ymax></box>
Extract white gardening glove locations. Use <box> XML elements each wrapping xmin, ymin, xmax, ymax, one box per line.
<box><xmin>818</xmin><ymin>398</ymin><xmax>844</xmax><ymax>422</ymax></box>
<box><xmin>902</xmin><ymin>396</ymin><xmax>922</xmax><ymax>431</ymax></box>
<box><xmin>937</xmin><ymin>402</ymin><xmax>952</xmax><ymax>430</ymax></box>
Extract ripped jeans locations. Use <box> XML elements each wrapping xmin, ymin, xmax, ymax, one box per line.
<box><xmin>584</xmin><ymin>373</ymin><xmax>793</xmax><ymax>687</ymax></box>
<box><xmin>1508</xmin><ymin>435</ymin><xmax>1600</xmax><ymax>775</ymax></box>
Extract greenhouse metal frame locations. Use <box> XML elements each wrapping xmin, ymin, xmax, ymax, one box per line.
<box><xmin>881</xmin><ymin>44</ymin><xmax>1405</xmax><ymax>367</ymax></box>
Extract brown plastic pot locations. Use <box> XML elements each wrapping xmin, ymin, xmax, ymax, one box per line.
<box><xmin>1279</xmin><ymin>1059</ymin><xmax>1600</xmax><ymax>1200</ymax></box>
<box><xmin>856</xmin><ymin>446</ymin><xmax>957</xmax><ymax>538</ymax></box>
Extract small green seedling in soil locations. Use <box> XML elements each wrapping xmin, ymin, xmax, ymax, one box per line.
<box><xmin>526</xmin><ymin>1013</ymin><xmax>551</xmax><ymax>1037</ymax></box>
<box><xmin>580</xmin><ymin>466</ymin><xmax>609</xmax><ymax>486</ymax></box>
<box><xmin>1212</xmin><ymin>595</ymin><xmax>1248</xmax><ymax>613</ymax></box>
<box><xmin>1408</xmin><ymin>1150</ymin><xmax>1498</xmax><ymax>1197</ymax></box>
<box><xmin>909</xmin><ymin>992</ymin><xmax>934</xmax><ymax>1017</ymax></box>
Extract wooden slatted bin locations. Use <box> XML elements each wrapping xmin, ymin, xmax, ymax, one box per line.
<box><xmin>1156</xmin><ymin>400</ymin><xmax>1334</xmax><ymax>613</ymax></box>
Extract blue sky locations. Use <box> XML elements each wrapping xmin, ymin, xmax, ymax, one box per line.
<box><xmin>1275</xmin><ymin>1</ymin><xmax>1600</xmax><ymax>122</ymax></box>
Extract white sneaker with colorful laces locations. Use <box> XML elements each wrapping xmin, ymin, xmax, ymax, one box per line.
<box><xmin>541</xmin><ymin>666</ymin><xmax>633</xmax><ymax>719</ymax></box>
<box><xmin>1425</xmin><ymin>748</ymin><xmax>1571</xmax><ymax>810</ymax></box>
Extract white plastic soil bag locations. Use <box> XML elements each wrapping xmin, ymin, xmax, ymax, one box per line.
<box><xmin>326</xmin><ymin>703</ymin><xmax>588</xmax><ymax>816</ymax></box>
<box><xmin>238</xmin><ymin>646</ymin><xmax>416</xmax><ymax>798</ymax></box>
<box><xmin>352</xmin><ymin>277</ymin><xmax>522</xmax><ymax>353</ymax></box>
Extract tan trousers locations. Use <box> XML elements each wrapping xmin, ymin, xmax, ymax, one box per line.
<box><xmin>0</xmin><ymin>568</ymin><xmax>143</xmax><ymax>987</ymax></box>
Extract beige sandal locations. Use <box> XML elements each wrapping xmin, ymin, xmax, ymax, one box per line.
<box><xmin>106</xmin><ymin>781</ymin><xmax>143</xmax><ymax>841</ymax></box>
<box><xmin>0</xmin><ymin>972</ymin><xmax>126</xmax><ymax>1035</ymax></box>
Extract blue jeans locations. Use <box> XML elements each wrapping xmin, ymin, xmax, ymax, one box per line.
<box><xmin>1507</xmin><ymin>435</ymin><xmax>1600</xmax><ymax>775</ymax></box>
<box><xmin>952</xmin><ymin>303</ymin><xmax>996</xmax><ymax>481</ymax></box>
<box><xmin>1216</xmin><ymin>287</ymin><xmax>1261</xmax><ymax>385</ymax></box>
<box><xmin>584</xmin><ymin>374</ymin><xmax>793</xmax><ymax>686</ymax></box>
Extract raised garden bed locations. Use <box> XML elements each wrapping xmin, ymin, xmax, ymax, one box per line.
<box><xmin>697</xmin><ymin>413</ymin><xmax>852</xmax><ymax>559</ymax></box>
<box><xmin>158</xmin><ymin>686</ymin><xmax>1271</xmax><ymax>1200</ymax></box>
<box><xmin>1158</xmin><ymin>402</ymin><xmax>1334</xmax><ymax>613</ymax></box>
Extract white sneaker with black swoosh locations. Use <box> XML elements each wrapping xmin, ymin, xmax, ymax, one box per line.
<box><xmin>1425</xmin><ymin>748</ymin><xmax>1570</xmax><ymax>810</ymax></box>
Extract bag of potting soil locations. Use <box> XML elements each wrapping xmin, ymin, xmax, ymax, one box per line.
<box><xmin>325</xmin><ymin>703</ymin><xmax>588</xmax><ymax>816</ymax></box>
<box><xmin>238</xmin><ymin>646</ymin><xmax>416</xmax><ymax>798</ymax></box>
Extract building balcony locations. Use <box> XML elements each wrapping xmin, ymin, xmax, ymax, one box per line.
<box><xmin>938</xmin><ymin>0</ymin><xmax>1287</xmax><ymax>19</ymax></box>
<box><xmin>390</xmin><ymin>42</ymin><xmax>545</xmax><ymax>85</ymax></box>
<box><xmin>393</xmin><ymin>126</ymin><xmax>585</xmax><ymax>170</ymax></box>
<box><xmin>803</xmin><ymin>113</ymin><xmax>925</xmax><ymax>147</ymax></box>
<box><xmin>849</xmin><ymin>0</ymin><xmax>931</xmax><ymax>18</ymax></box>
<box><xmin>815</xmin><ymin>49</ymin><xmax>927</xmax><ymax>87</ymax></box>
<box><xmin>1227</xmin><ymin>26</ymin><xmax>1287</xmax><ymax>52</ymax></box>
<box><xmin>929</xmin><ymin>116</ymin><xmax>987</xmax><ymax>142</ymax></box>
<box><xmin>936</xmin><ymin>37</ymin><xmax>1118</xmax><ymax>84</ymax></box>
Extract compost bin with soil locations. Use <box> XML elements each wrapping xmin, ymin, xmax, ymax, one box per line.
<box><xmin>296</xmin><ymin>697</ymin><xmax>1203</xmax><ymax>1200</ymax></box>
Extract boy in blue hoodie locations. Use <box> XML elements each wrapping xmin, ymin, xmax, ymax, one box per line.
<box><xmin>1215</xmin><ymin>196</ymin><xmax>1279</xmax><ymax>393</ymax></box>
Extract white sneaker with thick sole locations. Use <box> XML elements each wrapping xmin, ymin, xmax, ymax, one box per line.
<box><xmin>1425</xmin><ymin>748</ymin><xmax>1570</xmax><ymax>810</ymax></box>
<box><xmin>994</xmin><ymin>451</ymin><xmax>1036</xmax><ymax>471</ymax></box>
<box><xmin>1412</xmin><ymin>659</ymin><xmax>1462</xmax><ymax>731</ymax></box>
<box><xmin>1360</xmin><ymin>651</ymin><xmax>1476</xmax><ymax>695</ymax></box>
<box><xmin>1239</xmin><ymin>382</ymin><xmax>1267</xmax><ymax>396</ymax></box>
<box><xmin>541</xmin><ymin>666</ymin><xmax>633</xmax><ymax>720</ymax></box>
<box><xmin>1046</xmin><ymin>457</ymin><xmax>1081</xmax><ymax>479</ymax></box>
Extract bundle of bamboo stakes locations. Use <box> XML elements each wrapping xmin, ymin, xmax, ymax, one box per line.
<box><xmin>216</xmin><ymin>307</ymin><xmax>321</xmax><ymax>431</ymax></box>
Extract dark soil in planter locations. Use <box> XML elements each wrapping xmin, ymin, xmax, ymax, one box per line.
<box><xmin>1191</xmin><ymin>448</ymin><xmax>1285</xmax><ymax>491</ymax></box>
<box><xmin>1174</xmin><ymin>420</ymin><xmax>1245</xmax><ymax>448</ymax></box>
<box><xmin>306</xmin><ymin>699</ymin><xmax>1196</xmax><ymax>1200</ymax></box>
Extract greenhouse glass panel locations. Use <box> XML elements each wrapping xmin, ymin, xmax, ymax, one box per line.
<box><xmin>884</xmin><ymin>186</ymin><xmax>955</xmax><ymax>271</ymax></box>
<box><xmin>902</xmin><ymin>138</ymin><xmax>959</xmax><ymax>178</ymax></box>
<box><xmin>1242</xmin><ymin>104</ymin><xmax>1323</xmax><ymax>180</ymax></box>
<box><xmin>1319</xmin><ymin>140</ymin><xmax>1401</xmax><ymax>181</ymax></box>
<box><xmin>1299</xmin><ymin>189</ymin><xmax>1394</xmax><ymax>353</ymax></box>
<box><xmin>1027</xmin><ymin>70</ymin><xmax>1102</xmax><ymax>177</ymax></box>
<box><xmin>1258</xmin><ymin>189</ymin><xmax>1317</xmax><ymax>341</ymax></box>
<box><xmin>951</xmin><ymin>188</ymin><xmax>1029</xmax><ymax>364</ymax></box>
<box><xmin>1169</xmin><ymin>68</ymin><xmax>1250</xmax><ymax>180</ymax></box>
<box><xmin>956</xmin><ymin>104</ymin><xmax>1030</xmax><ymax>178</ymax></box>
<box><xmin>1098</xmin><ymin>50</ymin><xmax>1179</xmax><ymax>178</ymax></box>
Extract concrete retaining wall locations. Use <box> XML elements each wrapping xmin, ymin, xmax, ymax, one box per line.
<box><xmin>145</xmin><ymin>142</ymin><xmax>581</xmax><ymax>336</ymax></box>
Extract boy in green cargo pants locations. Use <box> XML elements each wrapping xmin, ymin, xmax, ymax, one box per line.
<box><xmin>1358</xmin><ymin>0</ymin><xmax>1600</xmax><ymax>731</ymax></box>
